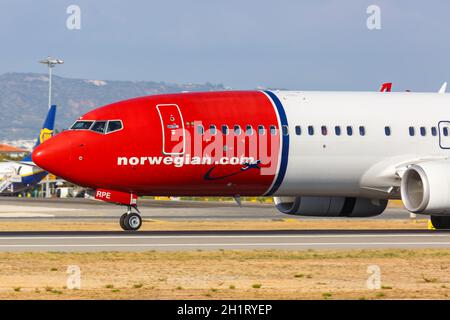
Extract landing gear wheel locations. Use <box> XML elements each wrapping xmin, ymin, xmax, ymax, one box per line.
<box><xmin>122</xmin><ymin>213</ymin><xmax>142</xmax><ymax>231</ymax></box>
<box><xmin>430</xmin><ymin>216</ymin><xmax>450</xmax><ymax>230</ymax></box>
<box><xmin>119</xmin><ymin>213</ymin><xmax>128</xmax><ymax>230</ymax></box>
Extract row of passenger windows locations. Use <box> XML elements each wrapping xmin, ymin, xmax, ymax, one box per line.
<box><xmin>70</xmin><ymin>120</ymin><xmax>123</xmax><ymax>134</ymax></box>
<box><xmin>196</xmin><ymin>124</ymin><xmax>445</xmax><ymax>137</ymax></box>
<box><xmin>296</xmin><ymin>125</ymin><xmax>367</xmax><ymax>136</ymax></box>
<box><xmin>197</xmin><ymin>124</ymin><xmax>288</xmax><ymax>136</ymax></box>
<box><xmin>408</xmin><ymin>126</ymin><xmax>442</xmax><ymax>137</ymax></box>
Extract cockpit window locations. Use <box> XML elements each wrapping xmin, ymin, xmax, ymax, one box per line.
<box><xmin>91</xmin><ymin>121</ymin><xmax>107</xmax><ymax>133</ymax></box>
<box><xmin>107</xmin><ymin>120</ymin><xmax>123</xmax><ymax>133</ymax></box>
<box><xmin>70</xmin><ymin>120</ymin><xmax>123</xmax><ymax>134</ymax></box>
<box><xmin>70</xmin><ymin>121</ymin><xmax>94</xmax><ymax>130</ymax></box>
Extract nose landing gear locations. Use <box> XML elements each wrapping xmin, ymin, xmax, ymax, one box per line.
<box><xmin>120</xmin><ymin>205</ymin><xmax>142</xmax><ymax>231</ymax></box>
<box><xmin>94</xmin><ymin>188</ymin><xmax>142</xmax><ymax>231</ymax></box>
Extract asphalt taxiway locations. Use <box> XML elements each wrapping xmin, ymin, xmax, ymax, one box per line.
<box><xmin>0</xmin><ymin>197</ymin><xmax>412</xmax><ymax>220</ymax></box>
<box><xmin>0</xmin><ymin>230</ymin><xmax>447</xmax><ymax>252</ymax></box>
<box><xmin>0</xmin><ymin>197</ymin><xmax>439</xmax><ymax>252</ymax></box>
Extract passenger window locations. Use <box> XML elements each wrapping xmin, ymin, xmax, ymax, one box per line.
<box><xmin>420</xmin><ymin>127</ymin><xmax>426</xmax><ymax>136</ymax></box>
<box><xmin>409</xmin><ymin>126</ymin><xmax>415</xmax><ymax>136</ymax></box>
<box><xmin>321</xmin><ymin>126</ymin><xmax>328</xmax><ymax>136</ymax></box>
<box><xmin>335</xmin><ymin>126</ymin><xmax>341</xmax><ymax>136</ymax></box>
<box><xmin>346</xmin><ymin>126</ymin><xmax>353</xmax><ymax>136</ymax></box>
<box><xmin>270</xmin><ymin>125</ymin><xmax>277</xmax><ymax>135</ymax></box>
<box><xmin>197</xmin><ymin>125</ymin><xmax>204</xmax><ymax>135</ymax></box>
<box><xmin>246</xmin><ymin>125</ymin><xmax>253</xmax><ymax>135</ymax></box>
<box><xmin>385</xmin><ymin>126</ymin><xmax>391</xmax><ymax>136</ymax></box>
<box><xmin>431</xmin><ymin>127</ymin><xmax>437</xmax><ymax>136</ymax></box>
<box><xmin>106</xmin><ymin>121</ymin><xmax>123</xmax><ymax>133</ymax></box>
<box><xmin>308</xmin><ymin>126</ymin><xmax>314</xmax><ymax>136</ymax></box>
<box><xmin>234</xmin><ymin>125</ymin><xmax>242</xmax><ymax>135</ymax></box>
<box><xmin>221</xmin><ymin>125</ymin><xmax>229</xmax><ymax>135</ymax></box>
<box><xmin>91</xmin><ymin>121</ymin><xmax>107</xmax><ymax>133</ymax></box>
<box><xmin>282</xmin><ymin>125</ymin><xmax>289</xmax><ymax>136</ymax></box>
<box><xmin>295</xmin><ymin>125</ymin><xmax>301</xmax><ymax>135</ymax></box>
<box><xmin>71</xmin><ymin>121</ymin><xmax>93</xmax><ymax>130</ymax></box>
<box><xmin>444</xmin><ymin>127</ymin><xmax>449</xmax><ymax>137</ymax></box>
<box><xmin>258</xmin><ymin>125</ymin><xmax>265</xmax><ymax>135</ymax></box>
<box><xmin>359</xmin><ymin>126</ymin><xmax>366</xmax><ymax>136</ymax></box>
<box><xmin>209</xmin><ymin>125</ymin><xmax>217</xmax><ymax>135</ymax></box>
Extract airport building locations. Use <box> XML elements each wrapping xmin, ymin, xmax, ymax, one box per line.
<box><xmin>0</xmin><ymin>144</ymin><xmax>27</xmax><ymax>158</ymax></box>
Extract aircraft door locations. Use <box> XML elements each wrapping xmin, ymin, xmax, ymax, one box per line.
<box><xmin>438</xmin><ymin>121</ymin><xmax>450</xmax><ymax>149</ymax></box>
<box><xmin>156</xmin><ymin>104</ymin><xmax>185</xmax><ymax>155</ymax></box>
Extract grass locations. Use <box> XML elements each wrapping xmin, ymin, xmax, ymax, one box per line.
<box><xmin>0</xmin><ymin>218</ymin><xmax>429</xmax><ymax>232</ymax></box>
<box><xmin>422</xmin><ymin>274</ymin><xmax>439</xmax><ymax>283</ymax></box>
<box><xmin>0</xmin><ymin>249</ymin><xmax>449</xmax><ymax>299</ymax></box>
<box><xmin>322</xmin><ymin>292</ymin><xmax>333</xmax><ymax>299</ymax></box>
<box><xmin>51</xmin><ymin>289</ymin><xmax>63</xmax><ymax>295</ymax></box>
<box><xmin>13</xmin><ymin>287</ymin><xmax>21</xmax><ymax>292</ymax></box>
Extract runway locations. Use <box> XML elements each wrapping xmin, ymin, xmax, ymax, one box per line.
<box><xmin>0</xmin><ymin>198</ymin><xmax>436</xmax><ymax>252</ymax></box>
<box><xmin>0</xmin><ymin>230</ymin><xmax>448</xmax><ymax>252</ymax></box>
<box><xmin>0</xmin><ymin>197</ymin><xmax>412</xmax><ymax>220</ymax></box>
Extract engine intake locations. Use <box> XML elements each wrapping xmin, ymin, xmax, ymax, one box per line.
<box><xmin>401</xmin><ymin>160</ymin><xmax>450</xmax><ymax>215</ymax></box>
<box><xmin>274</xmin><ymin>196</ymin><xmax>387</xmax><ymax>217</ymax></box>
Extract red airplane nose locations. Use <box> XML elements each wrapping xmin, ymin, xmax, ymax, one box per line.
<box><xmin>32</xmin><ymin>134</ymin><xmax>72</xmax><ymax>176</ymax></box>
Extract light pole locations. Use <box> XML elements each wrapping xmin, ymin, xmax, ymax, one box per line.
<box><xmin>39</xmin><ymin>56</ymin><xmax>63</xmax><ymax>198</ymax></box>
<box><xmin>39</xmin><ymin>56</ymin><xmax>64</xmax><ymax>109</ymax></box>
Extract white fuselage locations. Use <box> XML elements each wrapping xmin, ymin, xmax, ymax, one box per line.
<box><xmin>274</xmin><ymin>91</ymin><xmax>450</xmax><ymax>199</ymax></box>
<box><xmin>0</xmin><ymin>161</ymin><xmax>41</xmax><ymax>194</ymax></box>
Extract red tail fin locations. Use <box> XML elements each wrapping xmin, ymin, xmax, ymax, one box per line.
<box><xmin>380</xmin><ymin>82</ymin><xmax>392</xmax><ymax>92</ymax></box>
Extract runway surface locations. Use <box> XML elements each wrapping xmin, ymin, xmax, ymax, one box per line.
<box><xmin>0</xmin><ymin>230</ymin><xmax>447</xmax><ymax>252</ymax></box>
<box><xmin>0</xmin><ymin>197</ymin><xmax>412</xmax><ymax>220</ymax></box>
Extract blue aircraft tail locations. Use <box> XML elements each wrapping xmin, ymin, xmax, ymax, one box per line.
<box><xmin>22</xmin><ymin>105</ymin><xmax>57</xmax><ymax>162</ymax></box>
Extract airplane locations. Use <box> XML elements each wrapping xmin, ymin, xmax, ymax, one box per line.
<box><xmin>0</xmin><ymin>105</ymin><xmax>56</xmax><ymax>194</ymax></box>
<box><xmin>32</xmin><ymin>90</ymin><xmax>450</xmax><ymax>231</ymax></box>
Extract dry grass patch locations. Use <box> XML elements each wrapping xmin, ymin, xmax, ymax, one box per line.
<box><xmin>0</xmin><ymin>249</ymin><xmax>447</xmax><ymax>299</ymax></box>
<box><xmin>0</xmin><ymin>218</ymin><xmax>428</xmax><ymax>232</ymax></box>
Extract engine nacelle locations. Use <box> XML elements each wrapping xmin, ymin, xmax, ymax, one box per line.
<box><xmin>274</xmin><ymin>196</ymin><xmax>387</xmax><ymax>217</ymax></box>
<box><xmin>401</xmin><ymin>160</ymin><xmax>450</xmax><ymax>215</ymax></box>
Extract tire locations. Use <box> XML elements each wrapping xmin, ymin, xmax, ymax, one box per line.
<box><xmin>430</xmin><ymin>216</ymin><xmax>450</xmax><ymax>230</ymax></box>
<box><xmin>124</xmin><ymin>213</ymin><xmax>142</xmax><ymax>231</ymax></box>
<box><xmin>119</xmin><ymin>213</ymin><xmax>128</xmax><ymax>231</ymax></box>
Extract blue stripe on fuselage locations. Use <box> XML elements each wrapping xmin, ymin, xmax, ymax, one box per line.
<box><xmin>264</xmin><ymin>90</ymin><xmax>289</xmax><ymax>196</ymax></box>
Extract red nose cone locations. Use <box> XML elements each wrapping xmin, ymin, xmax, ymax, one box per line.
<box><xmin>32</xmin><ymin>134</ymin><xmax>71</xmax><ymax>177</ymax></box>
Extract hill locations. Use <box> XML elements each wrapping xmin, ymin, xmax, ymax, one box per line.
<box><xmin>0</xmin><ymin>72</ymin><xmax>225</xmax><ymax>140</ymax></box>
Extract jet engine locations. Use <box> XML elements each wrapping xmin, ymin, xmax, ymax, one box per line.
<box><xmin>274</xmin><ymin>196</ymin><xmax>387</xmax><ymax>217</ymax></box>
<box><xmin>401</xmin><ymin>160</ymin><xmax>450</xmax><ymax>215</ymax></box>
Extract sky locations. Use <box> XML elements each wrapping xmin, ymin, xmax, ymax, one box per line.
<box><xmin>0</xmin><ymin>0</ymin><xmax>449</xmax><ymax>91</ymax></box>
